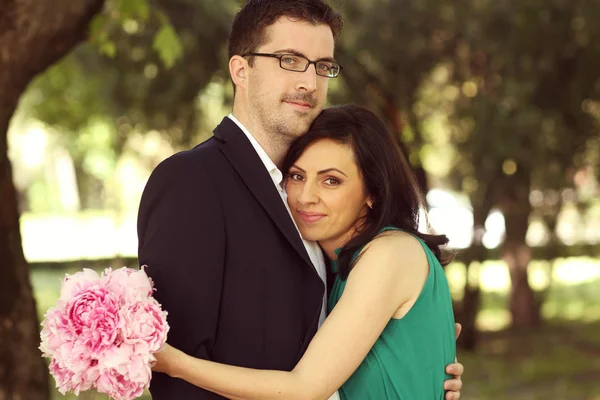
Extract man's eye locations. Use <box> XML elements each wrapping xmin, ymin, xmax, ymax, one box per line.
<box><xmin>318</xmin><ymin>63</ymin><xmax>332</xmax><ymax>72</ymax></box>
<box><xmin>281</xmin><ymin>56</ymin><xmax>299</xmax><ymax>65</ymax></box>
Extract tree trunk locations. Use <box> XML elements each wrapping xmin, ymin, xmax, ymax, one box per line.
<box><xmin>457</xmin><ymin>186</ymin><xmax>494</xmax><ymax>351</ymax></box>
<box><xmin>0</xmin><ymin>107</ymin><xmax>51</xmax><ymax>400</ymax></box>
<box><xmin>501</xmin><ymin>171</ymin><xmax>540</xmax><ymax>329</ymax></box>
<box><xmin>0</xmin><ymin>0</ymin><xmax>105</xmax><ymax>398</ymax></box>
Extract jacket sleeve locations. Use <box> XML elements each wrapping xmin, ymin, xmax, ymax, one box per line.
<box><xmin>137</xmin><ymin>154</ymin><xmax>226</xmax><ymax>399</ymax></box>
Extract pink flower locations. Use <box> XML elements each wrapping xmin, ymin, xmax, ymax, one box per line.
<box><xmin>40</xmin><ymin>307</ymin><xmax>72</xmax><ymax>357</ymax></box>
<box><xmin>49</xmin><ymin>340</ymin><xmax>99</xmax><ymax>395</ymax></box>
<box><xmin>102</xmin><ymin>266</ymin><xmax>154</xmax><ymax>303</ymax></box>
<box><xmin>41</xmin><ymin>265</ymin><xmax>169</xmax><ymax>400</ymax></box>
<box><xmin>99</xmin><ymin>344</ymin><xmax>153</xmax><ymax>383</ymax></box>
<box><xmin>96</xmin><ymin>347</ymin><xmax>150</xmax><ymax>400</ymax></box>
<box><xmin>65</xmin><ymin>285</ymin><xmax>121</xmax><ymax>355</ymax></box>
<box><xmin>59</xmin><ymin>269</ymin><xmax>101</xmax><ymax>304</ymax></box>
<box><xmin>120</xmin><ymin>298</ymin><xmax>169</xmax><ymax>353</ymax></box>
<box><xmin>96</xmin><ymin>369</ymin><xmax>145</xmax><ymax>400</ymax></box>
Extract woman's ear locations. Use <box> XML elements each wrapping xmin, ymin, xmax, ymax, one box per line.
<box><xmin>367</xmin><ymin>198</ymin><xmax>374</xmax><ymax>209</ymax></box>
<box><xmin>229</xmin><ymin>55</ymin><xmax>248</xmax><ymax>91</ymax></box>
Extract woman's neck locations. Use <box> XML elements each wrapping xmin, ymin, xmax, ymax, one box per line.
<box><xmin>319</xmin><ymin>221</ymin><xmax>367</xmax><ymax>261</ymax></box>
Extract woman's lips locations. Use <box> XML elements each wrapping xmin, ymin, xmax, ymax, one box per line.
<box><xmin>297</xmin><ymin>210</ymin><xmax>326</xmax><ymax>223</ymax></box>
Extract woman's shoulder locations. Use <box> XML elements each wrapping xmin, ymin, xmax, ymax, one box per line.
<box><xmin>349</xmin><ymin>228</ymin><xmax>430</xmax><ymax>302</ymax></box>
<box><xmin>354</xmin><ymin>228</ymin><xmax>429</xmax><ymax>272</ymax></box>
<box><xmin>367</xmin><ymin>228</ymin><xmax>426</xmax><ymax>255</ymax></box>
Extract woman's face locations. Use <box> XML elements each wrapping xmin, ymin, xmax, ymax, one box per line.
<box><xmin>285</xmin><ymin>138</ymin><xmax>373</xmax><ymax>256</ymax></box>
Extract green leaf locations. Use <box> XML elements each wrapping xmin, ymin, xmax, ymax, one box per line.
<box><xmin>89</xmin><ymin>14</ymin><xmax>107</xmax><ymax>40</ymax></box>
<box><xmin>88</xmin><ymin>14</ymin><xmax>114</xmax><ymax>57</ymax></box>
<box><xmin>117</xmin><ymin>0</ymin><xmax>150</xmax><ymax>21</ymax></box>
<box><xmin>152</xmin><ymin>23</ymin><xmax>184</xmax><ymax>69</ymax></box>
<box><xmin>99</xmin><ymin>41</ymin><xmax>117</xmax><ymax>58</ymax></box>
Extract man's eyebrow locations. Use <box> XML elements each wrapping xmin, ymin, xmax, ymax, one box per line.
<box><xmin>273</xmin><ymin>48</ymin><xmax>337</xmax><ymax>63</ymax></box>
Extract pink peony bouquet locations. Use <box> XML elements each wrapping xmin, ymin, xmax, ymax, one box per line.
<box><xmin>40</xmin><ymin>266</ymin><xmax>169</xmax><ymax>400</ymax></box>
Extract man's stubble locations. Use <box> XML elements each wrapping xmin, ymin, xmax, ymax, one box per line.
<box><xmin>248</xmin><ymin>76</ymin><xmax>321</xmax><ymax>155</ymax></box>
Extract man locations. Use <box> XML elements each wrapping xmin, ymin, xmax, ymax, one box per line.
<box><xmin>137</xmin><ymin>1</ymin><xmax>464</xmax><ymax>399</ymax></box>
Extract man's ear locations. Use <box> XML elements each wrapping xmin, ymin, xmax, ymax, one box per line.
<box><xmin>229</xmin><ymin>55</ymin><xmax>248</xmax><ymax>91</ymax></box>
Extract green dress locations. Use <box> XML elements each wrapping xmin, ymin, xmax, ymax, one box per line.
<box><xmin>329</xmin><ymin>227</ymin><xmax>456</xmax><ymax>400</ymax></box>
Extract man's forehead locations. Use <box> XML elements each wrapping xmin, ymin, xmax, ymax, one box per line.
<box><xmin>260</xmin><ymin>17</ymin><xmax>335</xmax><ymax>58</ymax></box>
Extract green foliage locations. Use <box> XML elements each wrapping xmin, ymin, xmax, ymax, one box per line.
<box><xmin>89</xmin><ymin>0</ymin><xmax>182</xmax><ymax>67</ymax></box>
<box><xmin>17</xmin><ymin>0</ymin><xmax>599</xmax><ymax>220</ymax></box>
<box><xmin>116</xmin><ymin>0</ymin><xmax>150</xmax><ymax>21</ymax></box>
<box><xmin>152</xmin><ymin>20</ymin><xmax>184</xmax><ymax>69</ymax></box>
<box><xmin>17</xmin><ymin>0</ymin><xmax>237</xmax><ymax>210</ymax></box>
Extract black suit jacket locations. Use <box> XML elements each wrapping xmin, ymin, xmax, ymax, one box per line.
<box><xmin>137</xmin><ymin>117</ymin><xmax>325</xmax><ymax>399</ymax></box>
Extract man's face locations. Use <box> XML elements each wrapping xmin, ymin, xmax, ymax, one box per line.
<box><xmin>245</xmin><ymin>17</ymin><xmax>335</xmax><ymax>142</ymax></box>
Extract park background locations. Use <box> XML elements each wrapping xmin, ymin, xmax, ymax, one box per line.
<box><xmin>1</xmin><ymin>0</ymin><xmax>599</xmax><ymax>399</ymax></box>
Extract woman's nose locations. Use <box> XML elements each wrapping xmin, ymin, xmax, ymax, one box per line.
<box><xmin>298</xmin><ymin>183</ymin><xmax>319</xmax><ymax>204</ymax></box>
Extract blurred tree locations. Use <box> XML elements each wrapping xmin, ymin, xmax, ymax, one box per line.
<box><xmin>0</xmin><ymin>0</ymin><xmax>184</xmax><ymax>396</ymax></box>
<box><xmin>332</xmin><ymin>0</ymin><xmax>459</xmax><ymax>194</ymax></box>
<box><xmin>330</xmin><ymin>0</ymin><xmax>491</xmax><ymax>347</ymax></box>
<box><xmin>0</xmin><ymin>2</ymin><xmax>105</xmax><ymax>397</ymax></box>
<box><xmin>446</xmin><ymin>0</ymin><xmax>600</xmax><ymax>329</ymax></box>
<box><xmin>22</xmin><ymin>0</ymin><xmax>235</xmax><ymax>208</ymax></box>
<box><xmin>333</xmin><ymin>0</ymin><xmax>600</xmax><ymax>347</ymax></box>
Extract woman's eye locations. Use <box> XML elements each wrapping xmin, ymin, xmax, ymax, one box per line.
<box><xmin>324</xmin><ymin>178</ymin><xmax>340</xmax><ymax>186</ymax></box>
<box><xmin>289</xmin><ymin>173</ymin><xmax>303</xmax><ymax>181</ymax></box>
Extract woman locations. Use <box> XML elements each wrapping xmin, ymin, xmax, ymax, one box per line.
<box><xmin>153</xmin><ymin>105</ymin><xmax>459</xmax><ymax>399</ymax></box>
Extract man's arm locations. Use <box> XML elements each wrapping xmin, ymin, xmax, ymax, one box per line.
<box><xmin>138</xmin><ymin>154</ymin><xmax>226</xmax><ymax>399</ymax></box>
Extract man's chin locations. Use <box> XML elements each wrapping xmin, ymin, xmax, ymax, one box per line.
<box><xmin>283</xmin><ymin>116</ymin><xmax>314</xmax><ymax>136</ymax></box>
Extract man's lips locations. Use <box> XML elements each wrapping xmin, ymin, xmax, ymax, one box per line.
<box><xmin>297</xmin><ymin>210</ymin><xmax>326</xmax><ymax>223</ymax></box>
<box><xmin>284</xmin><ymin>100</ymin><xmax>314</xmax><ymax>110</ymax></box>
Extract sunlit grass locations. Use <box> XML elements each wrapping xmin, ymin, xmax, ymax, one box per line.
<box><xmin>458</xmin><ymin>320</ymin><xmax>600</xmax><ymax>400</ymax></box>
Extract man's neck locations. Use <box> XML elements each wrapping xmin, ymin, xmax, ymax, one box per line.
<box><xmin>231</xmin><ymin>108</ymin><xmax>288</xmax><ymax>168</ymax></box>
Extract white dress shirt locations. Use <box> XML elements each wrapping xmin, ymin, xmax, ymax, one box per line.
<box><xmin>228</xmin><ymin>114</ymin><xmax>340</xmax><ymax>400</ymax></box>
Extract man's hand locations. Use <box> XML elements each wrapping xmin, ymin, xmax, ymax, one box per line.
<box><xmin>444</xmin><ymin>323</ymin><xmax>464</xmax><ymax>400</ymax></box>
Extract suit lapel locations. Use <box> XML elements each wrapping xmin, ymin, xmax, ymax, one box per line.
<box><xmin>213</xmin><ymin>117</ymin><xmax>314</xmax><ymax>268</ymax></box>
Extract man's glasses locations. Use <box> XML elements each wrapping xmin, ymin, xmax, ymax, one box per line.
<box><xmin>242</xmin><ymin>53</ymin><xmax>342</xmax><ymax>78</ymax></box>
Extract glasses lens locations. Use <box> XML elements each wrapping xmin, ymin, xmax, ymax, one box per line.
<box><xmin>316</xmin><ymin>62</ymin><xmax>340</xmax><ymax>77</ymax></box>
<box><xmin>280</xmin><ymin>54</ymin><xmax>309</xmax><ymax>71</ymax></box>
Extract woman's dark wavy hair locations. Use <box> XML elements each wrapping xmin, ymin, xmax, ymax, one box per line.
<box><xmin>282</xmin><ymin>105</ymin><xmax>454</xmax><ymax>279</ymax></box>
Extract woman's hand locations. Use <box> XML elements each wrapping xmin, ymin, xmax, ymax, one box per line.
<box><xmin>152</xmin><ymin>343</ymin><xmax>179</xmax><ymax>376</ymax></box>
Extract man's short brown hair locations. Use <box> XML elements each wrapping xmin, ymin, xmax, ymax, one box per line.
<box><xmin>228</xmin><ymin>0</ymin><xmax>343</xmax><ymax>66</ymax></box>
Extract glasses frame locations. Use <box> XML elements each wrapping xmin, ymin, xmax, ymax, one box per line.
<box><xmin>242</xmin><ymin>52</ymin><xmax>343</xmax><ymax>78</ymax></box>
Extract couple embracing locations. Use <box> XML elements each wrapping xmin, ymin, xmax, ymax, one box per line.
<box><xmin>137</xmin><ymin>1</ymin><xmax>465</xmax><ymax>399</ymax></box>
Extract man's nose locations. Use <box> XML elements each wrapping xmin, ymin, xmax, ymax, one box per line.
<box><xmin>295</xmin><ymin>64</ymin><xmax>318</xmax><ymax>93</ymax></box>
